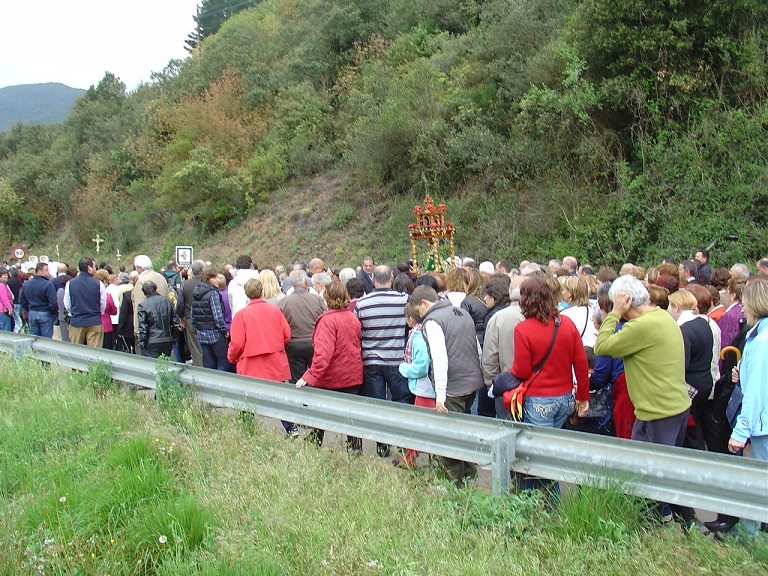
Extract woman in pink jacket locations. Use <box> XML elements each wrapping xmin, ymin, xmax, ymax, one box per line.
<box><xmin>296</xmin><ymin>281</ymin><xmax>363</xmax><ymax>450</ymax></box>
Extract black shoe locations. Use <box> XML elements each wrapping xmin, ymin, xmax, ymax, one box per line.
<box><xmin>376</xmin><ymin>444</ymin><xmax>391</xmax><ymax>458</ymax></box>
<box><xmin>705</xmin><ymin>520</ymin><xmax>735</xmax><ymax>533</ymax></box>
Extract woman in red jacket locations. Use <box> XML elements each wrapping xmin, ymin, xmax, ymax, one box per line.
<box><xmin>512</xmin><ymin>275</ymin><xmax>590</xmax><ymax>426</ymax></box>
<box><xmin>296</xmin><ymin>281</ymin><xmax>363</xmax><ymax>451</ymax></box>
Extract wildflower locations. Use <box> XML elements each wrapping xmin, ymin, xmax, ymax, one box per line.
<box><xmin>158</xmin><ymin>535</ymin><xmax>167</xmax><ymax>544</ymax></box>
<box><xmin>59</xmin><ymin>496</ymin><xmax>66</xmax><ymax>503</ymax></box>
<box><xmin>43</xmin><ymin>538</ymin><xmax>54</xmax><ymax>546</ymax></box>
<box><xmin>90</xmin><ymin>552</ymin><xmax>95</xmax><ymax>558</ymax></box>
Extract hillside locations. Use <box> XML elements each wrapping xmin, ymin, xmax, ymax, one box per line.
<box><xmin>0</xmin><ymin>0</ymin><xmax>766</xmax><ymax>269</ymax></box>
<box><xmin>0</xmin><ymin>83</ymin><xmax>84</xmax><ymax>131</ymax></box>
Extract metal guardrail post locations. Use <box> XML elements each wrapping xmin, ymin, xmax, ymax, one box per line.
<box><xmin>490</xmin><ymin>429</ymin><xmax>518</xmax><ymax>495</ymax></box>
<box><xmin>11</xmin><ymin>336</ymin><xmax>34</xmax><ymax>360</ymax></box>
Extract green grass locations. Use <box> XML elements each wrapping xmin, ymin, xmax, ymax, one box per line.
<box><xmin>0</xmin><ymin>354</ymin><xmax>766</xmax><ymax>576</ymax></box>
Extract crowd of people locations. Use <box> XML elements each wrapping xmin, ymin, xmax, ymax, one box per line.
<box><xmin>2</xmin><ymin>249</ymin><xmax>766</xmax><ymax>538</ymax></box>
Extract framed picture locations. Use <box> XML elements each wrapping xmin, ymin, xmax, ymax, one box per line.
<box><xmin>175</xmin><ymin>246</ymin><xmax>193</xmax><ymax>268</ymax></box>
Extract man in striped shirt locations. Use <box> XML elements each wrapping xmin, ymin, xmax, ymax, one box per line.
<box><xmin>354</xmin><ymin>265</ymin><xmax>413</xmax><ymax>457</ymax></box>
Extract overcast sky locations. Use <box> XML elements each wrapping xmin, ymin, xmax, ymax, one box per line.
<box><xmin>1</xmin><ymin>0</ymin><xmax>201</xmax><ymax>90</ymax></box>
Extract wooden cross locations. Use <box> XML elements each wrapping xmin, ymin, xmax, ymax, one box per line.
<box><xmin>55</xmin><ymin>244</ymin><xmax>60</xmax><ymax>259</ymax></box>
<box><xmin>92</xmin><ymin>234</ymin><xmax>103</xmax><ymax>254</ymax></box>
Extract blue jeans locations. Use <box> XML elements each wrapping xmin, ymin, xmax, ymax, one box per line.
<box><xmin>739</xmin><ymin>435</ymin><xmax>768</xmax><ymax>536</ymax></box>
<box><xmin>524</xmin><ymin>393</ymin><xmax>574</xmax><ymax>428</ymax></box>
<box><xmin>201</xmin><ymin>336</ymin><xmax>230</xmax><ymax>371</ymax></box>
<box><xmin>362</xmin><ymin>364</ymin><xmax>414</xmax><ymax>404</ymax></box>
<box><xmin>29</xmin><ymin>310</ymin><xmax>54</xmax><ymax>338</ymax></box>
<box><xmin>0</xmin><ymin>311</ymin><xmax>12</xmax><ymax>332</ymax></box>
<box><xmin>520</xmin><ymin>393</ymin><xmax>574</xmax><ymax>498</ymax></box>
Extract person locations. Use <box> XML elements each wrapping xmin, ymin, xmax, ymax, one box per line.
<box><xmin>481</xmin><ymin>275</ymin><xmax>526</xmax><ymax>415</ymax></box>
<box><xmin>93</xmin><ymin>269</ymin><xmax>118</xmax><ymax>350</ymax></box>
<box><xmin>410</xmin><ymin>285</ymin><xmax>483</xmax><ymax>486</ymax></box>
<box><xmin>560</xmin><ymin>276</ymin><xmax>597</xmax><ymax>348</ymax></box>
<box><xmin>679</xmin><ymin>260</ymin><xmax>700</xmax><ymax>285</ymax></box>
<box><xmin>725</xmin><ymin>278</ymin><xmax>768</xmax><ymax>538</ymax></box>
<box><xmin>117</xmin><ymin>280</ymin><xmax>136</xmax><ymax>354</ymax></box>
<box><xmin>132</xmin><ymin>255</ymin><xmax>169</xmax><ymax>348</ymax></box>
<box><xmin>295</xmin><ymin>281</ymin><xmax>363</xmax><ymax>451</ymax></box>
<box><xmin>445</xmin><ymin>267</ymin><xmax>467</xmax><ymax>307</ymax></box>
<box><xmin>64</xmin><ymin>257</ymin><xmax>106</xmax><ymax>348</ymax></box>
<box><xmin>229</xmin><ymin>255</ymin><xmax>260</xmax><ymax>319</ymax></box>
<box><xmin>509</xmin><ymin>276</ymin><xmax>589</xmax><ymax>494</ymax></box>
<box><xmin>355</xmin><ymin>265</ymin><xmax>412</xmax><ymax>458</ymax></box>
<box><xmin>227</xmin><ymin>278</ymin><xmax>291</xmax><ymax>382</ymax></box>
<box><xmin>191</xmin><ymin>267</ymin><xmax>230</xmax><ymax>371</ymax></box>
<box><xmin>0</xmin><ymin>268</ymin><xmax>15</xmax><ymax>332</ymax></box>
<box><xmin>180</xmin><ymin>260</ymin><xmax>206</xmax><ymax>366</ymax></box>
<box><xmin>356</xmin><ymin>256</ymin><xmax>375</xmax><ymax>294</ymax></box>
<box><xmin>695</xmin><ymin>249</ymin><xmax>712</xmax><ymax>285</ymax></box>
<box><xmin>594</xmin><ymin>274</ymin><xmax>694</xmax><ymax>526</ymax></box>
<box><xmin>393</xmin><ymin>302</ymin><xmax>437</xmax><ymax>468</ymax></box>
<box><xmin>718</xmin><ymin>277</ymin><xmax>746</xmax><ymax>350</ymax></box>
<box><xmin>136</xmin><ymin>280</ymin><xmax>179</xmax><ymax>358</ymax></box>
<box><xmin>19</xmin><ymin>262</ymin><xmax>58</xmax><ymax>338</ymax></box>
<box><xmin>666</xmin><ymin>289</ymin><xmax>714</xmax><ymax>450</ymax></box>
<box><xmin>163</xmin><ymin>260</ymin><xmax>183</xmax><ymax>291</ymax></box>
<box><xmin>258</xmin><ymin>269</ymin><xmax>285</xmax><ymax>306</ymax></box>
<box><xmin>278</xmin><ymin>269</ymin><xmax>325</xmax><ymax>438</ymax></box>
<box><xmin>460</xmin><ymin>267</ymin><xmax>487</xmax><ymax>344</ymax></box>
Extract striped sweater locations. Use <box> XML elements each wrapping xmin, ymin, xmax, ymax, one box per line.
<box><xmin>354</xmin><ymin>288</ymin><xmax>408</xmax><ymax>366</ymax></box>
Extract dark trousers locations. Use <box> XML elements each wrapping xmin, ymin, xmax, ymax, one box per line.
<box><xmin>285</xmin><ymin>340</ymin><xmax>314</xmax><ymax>383</ymax></box>
<box><xmin>633</xmin><ymin>409</ymin><xmax>695</xmax><ymax>524</ymax></box>
<box><xmin>141</xmin><ymin>341</ymin><xmax>174</xmax><ymax>359</ymax></box>
<box><xmin>442</xmin><ymin>393</ymin><xmax>477</xmax><ymax>486</ymax></box>
<box><xmin>306</xmin><ymin>385</ymin><xmax>362</xmax><ymax>451</ymax></box>
<box><xmin>363</xmin><ymin>364</ymin><xmax>414</xmax><ymax>453</ymax></box>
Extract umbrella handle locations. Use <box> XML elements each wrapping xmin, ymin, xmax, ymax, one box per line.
<box><xmin>719</xmin><ymin>345</ymin><xmax>741</xmax><ymax>363</ymax></box>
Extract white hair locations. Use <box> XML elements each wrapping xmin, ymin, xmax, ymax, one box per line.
<box><xmin>479</xmin><ymin>261</ymin><xmax>494</xmax><ymax>275</ymax></box>
<box><xmin>133</xmin><ymin>255</ymin><xmax>153</xmax><ymax>270</ymax></box>
<box><xmin>608</xmin><ymin>275</ymin><xmax>649</xmax><ymax>308</ymax></box>
<box><xmin>338</xmin><ymin>267</ymin><xmax>356</xmax><ymax>284</ymax></box>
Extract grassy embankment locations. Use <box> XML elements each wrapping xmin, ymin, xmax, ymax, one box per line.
<box><xmin>0</xmin><ymin>355</ymin><xmax>766</xmax><ymax>575</ymax></box>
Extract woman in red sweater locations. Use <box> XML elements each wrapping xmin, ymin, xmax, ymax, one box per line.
<box><xmin>511</xmin><ymin>276</ymin><xmax>590</xmax><ymax>428</ymax></box>
<box><xmin>296</xmin><ymin>281</ymin><xmax>363</xmax><ymax>451</ymax></box>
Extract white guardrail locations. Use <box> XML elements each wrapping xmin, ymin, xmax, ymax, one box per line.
<box><xmin>1</xmin><ymin>333</ymin><xmax>766</xmax><ymax>522</ymax></box>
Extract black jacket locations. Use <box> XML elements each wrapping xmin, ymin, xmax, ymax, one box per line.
<box><xmin>137</xmin><ymin>294</ymin><xmax>178</xmax><ymax>349</ymax></box>
<box><xmin>191</xmin><ymin>282</ymin><xmax>219</xmax><ymax>331</ymax></box>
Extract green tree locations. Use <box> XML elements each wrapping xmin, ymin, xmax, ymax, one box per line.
<box><xmin>185</xmin><ymin>0</ymin><xmax>262</xmax><ymax>52</ymax></box>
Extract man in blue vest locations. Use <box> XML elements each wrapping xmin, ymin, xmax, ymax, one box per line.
<box><xmin>19</xmin><ymin>262</ymin><xmax>58</xmax><ymax>338</ymax></box>
<box><xmin>64</xmin><ymin>256</ymin><xmax>106</xmax><ymax>348</ymax></box>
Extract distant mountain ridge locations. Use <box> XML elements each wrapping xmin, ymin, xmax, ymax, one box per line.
<box><xmin>0</xmin><ymin>83</ymin><xmax>85</xmax><ymax>131</ymax></box>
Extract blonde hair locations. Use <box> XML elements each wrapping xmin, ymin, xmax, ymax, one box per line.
<box><xmin>668</xmin><ymin>289</ymin><xmax>698</xmax><ymax>312</ymax></box>
<box><xmin>743</xmin><ymin>278</ymin><xmax>768</xmax><ymax>319</ymax></box>
<box><xmin>562</xmin><ymin>276</ymin><xmax>590</xmax><ymax>306</ymax></box>
<box><xmin>258</xmin><ymin>269</ymin><xmax>282</xmax><ymax>299</ymax></box>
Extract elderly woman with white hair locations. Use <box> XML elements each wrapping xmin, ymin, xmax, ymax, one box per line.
<box><xmin>594</xmin><ymin>274</ymin><xmax>694</xmax><ymax>526</ymax></box>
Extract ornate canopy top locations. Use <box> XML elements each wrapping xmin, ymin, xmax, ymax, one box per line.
<box><xmin>408</xmin><ymin>194</ymin><xmax>456</xmax><ymax>273</ymax></box>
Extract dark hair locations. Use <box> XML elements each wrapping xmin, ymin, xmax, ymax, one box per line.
<box><xmin>686</xmin><ymin>284</ymin><xmax>712</xmax><ymax>314</ymax></box>
<box><xmin>200</xmin><ymin>267</ymin><xmax>219</xmax><ymax>284</ymax></box>
<box><xmin>696</xmin><ymin>248</ymin><xmax>709</xmax><ymax>261</ymax></box>
<box><xmin>496</xmin><ymin>260</ymin><xmax>512</xmax><ymax>274</ymax></box>
<box><xmin>710</xmin><ymin>267</ymin><xmax>731</xmax><ymax>290</ymax></box>
<box><xmin>324</xmin><ymin>280</ymin><xmax>350</xmax><ymax>309</ymax></box>
<box><xmin>681</xmin><ymin>259</ymin><xmax>699</xmax><ymax>277</ymax></box>
<box><xmin>654</xmin><ymin>274</ymin><xmax>679</xmax><ymax>294</ymax></box>
<box><xmin>236</xmin><ymin>255</ymin><xmax>253</xmax><ymax>270</ymax></box>
<box><xmin>410</xmin><ymin>285</ymin><xmax>438</xmax><ymax>306</ymax></box>
<box><xmin>519</xmin><ymin>276</ymin><xmax>557</xmax><ymax>323</ymax></box>
<box><xmin>345</xmin><ymin>278</ymin><xmax>365</xmax><ymax>300</ymax></box>
<box><xmin>396</xmin><ymin>260</ymin><xmax>411</xmax><ymax>273</ymax></box>
<box><xmin>78</xmin><ymin>257</ymin><xmax>94</xmax><ymax>273</ymax></box>
<box><xmin>597</xmin><ymin>266</ymin><xmax>618</xmax><ymax>283</ymax></box>
<box><xmin>35</xmin><ymin>262</ymin><xmax>49</xmax><ymax>273</ymax></box>
<box><xmin>415</xmin><ymin>274</ymin><xmax>439</xmax><ymax>292</ymax></box>
<box><xmin>392</xmin><ymin>273</ymin><xmax>414</xmax><ymax>295</ymax></box>
<box><xmin>167</xmin><ymin>260</ymin><xmax>178</xmax><ymax>270</ymax></box>
<box><xmin>484</xmin><ymin>274</ymin><xmax>511</xmax><ymax>307</ymax></box>
<box><xmin>404</xmin><ymin>303</ymin><xmax>422</xmax><ymax>323</ymax></box>
<box><xmin>141</xmin><ymin>280</ymin><xmax>158</xmax><ymax>296</ymax></box>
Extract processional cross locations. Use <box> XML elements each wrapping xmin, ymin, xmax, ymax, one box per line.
<box><xmin>92</xmin><ymin>234</ymin><xmax>103</xmax><ymax>254</ymax></box>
